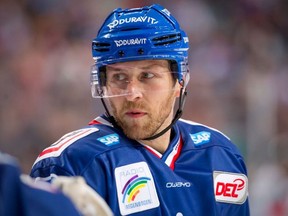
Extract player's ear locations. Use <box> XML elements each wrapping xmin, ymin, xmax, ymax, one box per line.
<box><xmin>174</xmin><ymin>82</ymin><xmax>181</xmax><ymax>98</ymax></box>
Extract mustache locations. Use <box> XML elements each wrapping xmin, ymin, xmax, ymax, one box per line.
<box><xmin>121</xmin><ymin>101</ymin><xmax>148</xmax><ymax>111</ymax></box>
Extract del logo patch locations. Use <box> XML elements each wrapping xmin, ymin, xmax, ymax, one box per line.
<box><xmin>213</xmin><ymin>171</ymin><xmax>248</xmax><ymax>204</ymax></box>
<box><xmin>115</xmin><ymin>162</ymin><xmax>159</xmax><ymax>215</ymax></box>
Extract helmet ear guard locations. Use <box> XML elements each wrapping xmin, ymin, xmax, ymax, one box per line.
<box><xmin>90</xmin><ymin>65</ymin><xmax>106</xmax><ymax>98</ymax></box>
<box><xmin>168</xmin><ymin>59</ymin><xmax>190</xmax><ymax>88</ymax></box>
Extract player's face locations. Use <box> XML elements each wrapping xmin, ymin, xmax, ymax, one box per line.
<box><xmin>106</xmin><ymin>60</ymin><xmax>180</xmax><ymax>140</ymax></box>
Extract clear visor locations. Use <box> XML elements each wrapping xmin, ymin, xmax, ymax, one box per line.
<box><xmin>90</xmin><ymin>63</ymin><xmax>189</xmax><ymax>98</ymax></box>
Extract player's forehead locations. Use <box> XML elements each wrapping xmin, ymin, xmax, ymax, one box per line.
<box><xmin>106</xmin><ymin>59</ymin><xmax>169</xmax><ymax>71</ymax></box>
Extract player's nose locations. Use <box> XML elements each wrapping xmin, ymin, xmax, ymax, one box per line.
<box><xmin>124</xmin><ymin>79</ymin><xmax>143</xmax><ymax>101</ymax></box>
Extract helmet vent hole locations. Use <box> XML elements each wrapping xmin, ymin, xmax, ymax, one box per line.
<box><xmin>152</xmin><ymin>33</ymin><xmax>181</xmax><ymax>46</ymax></box>
<box><xmin>120</xmin><ymin>27</ymin><xmax>141</xmax><ymax>32</ymax></box>
<box><xmin>92</xmin><ymin>42</ymin><xmax>111</xmax><ymax>52</ymax></box>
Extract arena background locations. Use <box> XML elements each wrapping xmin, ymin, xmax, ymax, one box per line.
<box><xmin>1</xmin><ymin>0</ymin><xmax>288</xmax><ymax>215</ymax></box>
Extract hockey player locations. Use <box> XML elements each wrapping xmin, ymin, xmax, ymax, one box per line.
<box><xmin>1</xmin><ymin>152</ymin><xmax>112</xmax><ymax>216</ymax></box>
<box><xmin>0</xmin><ymin>152</ymin><xmax>81</xmax><ymax>216</ymax></box>
<box><xmin>31</xmin><ymin>4</ymin><xmax>250</xmax><ymax>215</ymax></box>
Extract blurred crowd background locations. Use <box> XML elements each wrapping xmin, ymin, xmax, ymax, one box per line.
<box><xmin>1</xmin><ymin>0</ymin><xmax>288</xmax><ymax>215</ymax></box>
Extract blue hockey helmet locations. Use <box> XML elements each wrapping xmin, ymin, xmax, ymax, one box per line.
<box><xmin>91</xmin><ymin>4</ymin><xmax>190</xmax><ymax>98</ymax></box>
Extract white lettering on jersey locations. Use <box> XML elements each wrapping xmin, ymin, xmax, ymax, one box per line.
<box><xmin>213</xmin><ymin>171</ymin><xmax>248</xmax><ymax>204</ymax></box>
<box><xmin>166</xmin><ymin>182</ymin><xmax>191</xmax><ymax>188</ymax></box>
<box><xmin>115</xmin><ymin>162</ymin><xmax>159</xmax><ymax>215</ymax></box>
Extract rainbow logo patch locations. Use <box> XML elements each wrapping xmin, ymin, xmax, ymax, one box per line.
<box><xmin>115</xmin><ymin>162</ymin><xmax>159</xmax><ymax>215</ymax></box>
<box><xmin>121</xmin><ymin>175</ymin><xmax>151</xmax><ymax>203</ymax></box>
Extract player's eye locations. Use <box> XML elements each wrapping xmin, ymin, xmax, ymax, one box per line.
<box><xmin>112</xmin><ymin>73</ymin><xmax>128</xmax><ymax>82</ymax></box>
<box><xmin>140</xmin><ymin>72</ymin><xmax>155</xmax><ymax>80</ymax></box>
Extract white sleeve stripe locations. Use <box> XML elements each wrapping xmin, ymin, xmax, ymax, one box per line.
<box><xmin>33</xmin><ymin>128</ymin><xmax>99</xmax><ymax>165</ymax></box>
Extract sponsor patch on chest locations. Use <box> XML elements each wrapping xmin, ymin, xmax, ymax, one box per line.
<box><xmin>115</xmin><ymin>162</ymin><xmax>159</xmax><ymax>215</ymax></box>
<box><xmin>213</xmin><ymin>171</ymin><xmax>248</xmax><ymax>204</ymax></box>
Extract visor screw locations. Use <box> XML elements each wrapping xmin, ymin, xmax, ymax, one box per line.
<box><xmin>138</xmin><ymin>48</ymin><xmax>144</xmax><ymax>55</ymax></box>
<box><xmin>118</xmin><ymin>50</ymin><xmax>125</xmax><ymax>57</ymax></box>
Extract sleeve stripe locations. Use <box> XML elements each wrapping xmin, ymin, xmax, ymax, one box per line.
<box><xmin>33</xmin><ymin>128</ymin><xmax>99</xmax><ymax>165</ymax></box>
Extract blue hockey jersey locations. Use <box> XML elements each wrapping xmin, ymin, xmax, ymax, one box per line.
<box><xmin>31</xmin><ymin>116</ymin><xmax>249</xmax><ymax>215</ymax></box>
<box><xmin>0</xmin><ymin>152</ymin><xmax>81</xmax><ymax>216</ymax></box>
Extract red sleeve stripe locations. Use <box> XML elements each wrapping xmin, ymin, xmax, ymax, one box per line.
<box><xmin>88</xmin><ymin>119</ymin><xmax>102</xmax><ymax>125</ymax></box>
<box><xmin>39</xmin><ymin>129</ymin><xmax>91</xmax><ymax>157</ymax></box>
<box><xmin>33</xmin><ymin>128</ymin><xmax>99</xmax><ymax>165</ymax></box>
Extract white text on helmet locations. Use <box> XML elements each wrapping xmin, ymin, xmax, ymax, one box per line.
<box><xmin>183</xmin><ymin>37</ymin><xmax>189</xmax><ymax>43</ymax></box>
<box><xmin>107</xmin><ymin>16</ymin><xmax>158</xmax><ymax>30</ymax></box>
<box><xmin>114</xmin><ymin>38</ymin><xmax>147</xmax><ymax>47</ymax></box>
<box><xmin>161</xmin><ymin>9</ymin><xmax>171</xmax><ymax>16</ymax></box>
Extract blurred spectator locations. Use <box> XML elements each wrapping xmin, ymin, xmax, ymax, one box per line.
<box><xmin>250</xmin><ymin>135</ymin><xmax>288</xmax><ymax>216</ymax></box>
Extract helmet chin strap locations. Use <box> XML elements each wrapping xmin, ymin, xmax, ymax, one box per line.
<box><xmin>100</xmin><ymin>97</ymin><xmax>118</xmax><ymax>128</ymax></box>
<box><xmin>143</xmin><ymin>87</ymin><xmax>187</xmax><ymax>140</ymax></box>
<box><xmin>100</xmin><ymin>87</ymin><xmax>187</xmax><ymax>141</ymax></box>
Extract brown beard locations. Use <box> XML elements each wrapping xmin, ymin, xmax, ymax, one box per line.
<box><xmin>110</xmin><ymin>94</ymin><xmax>175</xmax><ymax>140</ymax></box>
